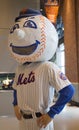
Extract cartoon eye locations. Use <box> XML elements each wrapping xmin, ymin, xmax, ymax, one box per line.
<box><xmin>23</xmin><ymin>20</ymin><xmax>37</xmax><ymax>29</ymax></box>
<box><xmin>10</xmin><ymin>24</ymin><xmax>19</xmax><ymax>33</ymax></box>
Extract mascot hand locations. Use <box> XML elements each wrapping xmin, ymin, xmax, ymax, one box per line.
<box><xmin>37</xmin><ymin>113</ymin><xmax>53</xmax><ymax>128</ymax></box>
<box><xmin>14</xmin><ymin>105</ymin><xmax>22</xmax><ymax>120</ymax></box>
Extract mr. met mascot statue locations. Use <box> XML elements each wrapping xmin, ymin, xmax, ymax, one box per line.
<box><xmin>8</xmin><ymin>8</ymin><xmax>75</xmax><ymax>130</ymax></box>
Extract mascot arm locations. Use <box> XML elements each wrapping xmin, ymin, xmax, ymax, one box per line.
<box><xmin>13</xmin><ymin>89</ymin><xmax>22</xmax><ymax>120</ymax></box>
<box><xmin>12</xmin><ymin>85</ymin><xmax>75</xmax><ymax>118</ymax></box>
<box><xmin>13</xmin><ymin>89</ymin><xmax>17</xmax><ymax>106</ymax></box>
<box><xmin>47</xmin><ymin>84</ymin><xmax>75</xmax><ymax>118</ymax></box>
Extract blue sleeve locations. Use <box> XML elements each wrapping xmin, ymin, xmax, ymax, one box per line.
<box><xmin>12</xmin><ymin>89</ymin><xmax>18</xmax><ymax>106</ymax></box>
<box><xmin>47</xmin><ymin>84</ymin><xmax>75</xmax><ymax>118</ymax></box>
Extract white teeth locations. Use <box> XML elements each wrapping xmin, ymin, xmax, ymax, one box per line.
<box><xmin>16</xmin><ymin>29</ymin><xmax>25</xmax><ymax>39</ymax></box>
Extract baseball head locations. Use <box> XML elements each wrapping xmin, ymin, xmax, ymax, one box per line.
<box><xmin>8</xmin><ymin>8</ymin><xmax>58</xmax><ymax>64</ymax></box>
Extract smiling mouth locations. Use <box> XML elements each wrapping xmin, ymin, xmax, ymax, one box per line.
<box><xmin>10</xmin><ymin>40</ymin><xmax>40</xmax><ymax>55</ymax></box>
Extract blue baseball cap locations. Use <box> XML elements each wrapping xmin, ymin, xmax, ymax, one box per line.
<box><xmin>15</xmin><ymin>8</ymin><xmax>42</xmax><ymax>22</ymax></box>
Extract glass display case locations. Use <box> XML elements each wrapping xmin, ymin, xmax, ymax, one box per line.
<box><xmin>0</xmin><ymin>73</ymin><xmax>15</xmax><ymax>90</ymax></box>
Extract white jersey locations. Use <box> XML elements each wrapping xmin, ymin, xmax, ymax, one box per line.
<box><xmin>13</xmin><ymin>61</ymin><xmax>71</xmax><ymax>114</ymax></box>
